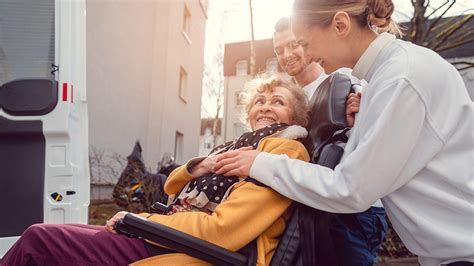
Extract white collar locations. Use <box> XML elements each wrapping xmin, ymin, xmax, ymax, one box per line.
<box><xmin>272</xmin><ymin>125</ymin><xmax>308</xmax><ymax>139</ymax></box>
<box><xmin>352</xmin><ymin>32</ymin><xmax>396</xmax><ymax>82</ymax></box>
<box><xmin>303</xmin><ymin>72</ymin><xmax>328</xmax><ymax>98</ymax></box>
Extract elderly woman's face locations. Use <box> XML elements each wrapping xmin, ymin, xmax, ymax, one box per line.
<box><xmin>248</xmin><ymin>86</ymin><xmax>294</xmax><ymax>130</ymax></box>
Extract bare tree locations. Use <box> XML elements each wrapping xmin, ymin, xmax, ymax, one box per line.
<box><xmin>248</xmin><ymin>0</ymin><xmax>257</xmax><ymax>77</ymax></box>
<box><xmin>107</xmin><ymin>152</ymin><xmax>127</xmax><ymax>181</ymax></box>
<box><xmin>89</xmin><ymin>146</ymin><xmax>105</xmax><ymax>184</ymax></box>
<box><xmin>406</xmin><ymin>0</ymin><xmax>474</xmax><ymax>70</ymax></box>
<box><xmin>89</xmin><ymin>146</ymin><xmax>126</xmax><ymax>185</ymax></box>
<box><xmin>202</xmin><ymin>44</ymin><xmax>225</xmax><ymax>149</ymax></box>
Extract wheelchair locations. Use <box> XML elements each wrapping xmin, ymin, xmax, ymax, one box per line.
<box><xmin>116</xmin><ymin>72</ymin><xmax>357</xmax><ymax>265</ymax></box>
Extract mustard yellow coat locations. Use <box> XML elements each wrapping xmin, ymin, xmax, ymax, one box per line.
<box><xmin>131</xmin><ymin>137</ymin><xmax>309</xmax><ymax>266</ymax></box>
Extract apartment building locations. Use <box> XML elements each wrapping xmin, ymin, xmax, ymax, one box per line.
<box><xmin>87</xmin><ymin>0</ymin><xmax>208</xmax><ymax>183</ymax></box>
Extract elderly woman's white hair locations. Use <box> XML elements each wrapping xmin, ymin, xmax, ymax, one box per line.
<box><xmin>240</xmin><ymin>73</ymin><xmax>309</xmax><ymax>129</ymax></box>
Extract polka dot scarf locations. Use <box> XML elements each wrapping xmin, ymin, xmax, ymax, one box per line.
<box><xmin>169</xmin><ymin>123</ymin><xmax>289</xmax><ymax>214</ymax></box>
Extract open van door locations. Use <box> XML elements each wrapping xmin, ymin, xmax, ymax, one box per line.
<box><xmin>0</xmin><ymin>0</ymin><xmax>89</xmax><ymax>257</ymax></box>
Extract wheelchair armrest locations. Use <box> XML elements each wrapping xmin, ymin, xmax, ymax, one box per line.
<box><xmin>119</xmin><ymin>213</ymin><xmax>247</xmax><ymax>266</ymax></box>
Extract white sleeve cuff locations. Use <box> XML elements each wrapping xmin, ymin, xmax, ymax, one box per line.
<box><xmin>249</xmin><ymin>152</ymin><xmax>279</xmax><ymax>187</ymax></box>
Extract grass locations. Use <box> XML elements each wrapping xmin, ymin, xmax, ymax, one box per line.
<box><xmin>88</xmin><ymin>200</ymin><xmax>124</xmax><ymax>225</ymax></box>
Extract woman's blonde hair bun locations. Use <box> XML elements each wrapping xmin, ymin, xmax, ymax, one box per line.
<box><xmin>366</xmin><ymin>0</ymin><xmax>402</xmax><ymax>36</ymax></box>
<box><xmin>367</xmin><ymin>0</ymin><xmax>395</xmax><ymax>28</ymax></box>
<box><xmin>292</xmin><ymin>0</ymin><xmax>403</xmax><ymax>37</ymax></box>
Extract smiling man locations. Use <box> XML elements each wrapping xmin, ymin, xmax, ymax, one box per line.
<box><xmin>273</xmin><ymin>17</ymin><xmax>326</xmax><ymax>98</ymax></box>
<box><xmin>272</xmin><ymin>17</ymin><xmax>388</xmax><ymax>266</ymax></box>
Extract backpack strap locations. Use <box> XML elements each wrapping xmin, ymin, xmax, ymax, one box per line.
<box><xmin>310</xmin><ymin>128</ymin><xmax>350</xmax><ymax>164</ymax></box>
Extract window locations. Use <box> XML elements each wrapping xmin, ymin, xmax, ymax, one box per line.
<box><xmin>182</xmin><ymin>4</ymin><xmax>191</xmax><ymax>44</ymax></box>
<box><xmin>0</xmin><ymin>0</ymin><xmax>55</xmax><ymax>85</ymax></box>
<box><xmin>266</xmin><ymin>57</ymin><xmax>278</xmax><ymax>73</ymax></box>
<box><xmin>236</xmin><ymin>60</ymin><xmax>248</xmax><ymax>76</ymax></box>
<box><xmin>235</xmin><ymin>91</ymin><xmax>245</xmax><ymax>106</ymax></box>
<box><xmin>174</xmin><ymin>131</ymin><xmax>183</xmax><ymax>163</ymax></box>
<box><xmin>179</xmin><ymin>66</ymin><xmax>187</xmax><ymax>101</ymax></box>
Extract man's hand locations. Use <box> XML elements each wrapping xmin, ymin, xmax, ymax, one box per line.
<box><xmin>105</xmin><ymin>211</ymin><xmax>128</xmax><ymax>234</ymax></box>
<box><xmin>346</xmin><ymin>92</ymin><xmax>362</xmax><ymax>127</ymax></box>
<box><xmin>214</xmin><ymin>147</ymin><xmax>259</xmax><ymax>178</ymax></box>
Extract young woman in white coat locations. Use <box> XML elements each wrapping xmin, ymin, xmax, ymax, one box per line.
<box><xmin>214</xmin><ymin>0</ymin><xmax>474</xmax><ymax>265</ymax></box>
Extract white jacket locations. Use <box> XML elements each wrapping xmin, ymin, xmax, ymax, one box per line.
<box><xmin>250</xmin><ymin>33</ymin><xmax>474</xmax><ymax>265</ymax></box>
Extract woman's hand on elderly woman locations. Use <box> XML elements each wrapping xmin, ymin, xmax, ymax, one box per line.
<box><xmin>105</xmin><ymin>211</ymin><xmax>129</xmax><ymax>234</ymax></box>
<box><xmin>214</xmin><ymin>147</ymin><xmax>259</xmax><ymax>178</ymax></box>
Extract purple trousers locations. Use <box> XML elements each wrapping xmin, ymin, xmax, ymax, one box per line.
<box><xmin>1</xmin><ymin>224</ymin><xmax>149</xmax><ymax>266</ymax></box>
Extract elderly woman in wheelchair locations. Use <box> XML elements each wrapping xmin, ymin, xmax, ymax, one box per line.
<box><xmin>3</xmin><ymin>74</ymin><xmax>362</xmax><ymax>266</ymax></box>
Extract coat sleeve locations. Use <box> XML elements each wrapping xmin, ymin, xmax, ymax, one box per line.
<box><xmin>163</xmin><ymin>157</ymin><xmax>206</xmax><ymax>195</ymax></box>
<box><xmin>139</xmin><ymin>138</ymin><xmax>309</xmax><ymax>251</ymax></box>
<box><xmin>250</xmin><ymin>79</ymin><xmax>428</xmax><ymax>213</ymax></box>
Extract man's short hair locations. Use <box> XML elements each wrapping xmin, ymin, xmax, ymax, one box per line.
<box><xmin>274</xmin><ymin>17</ymin><xmax>290</xmax><ymax>35</ymax></box>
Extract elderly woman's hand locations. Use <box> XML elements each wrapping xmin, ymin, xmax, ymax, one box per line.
<box><xmin>214</xmin><ymin>147</ymin><xmax>259</xmax><ymax>177</ymax></box>
<box><xmin>189</xmin><ymin>155</ymin><xmax>217</xmax><ymax>177</ymax></box>
<box><xmin>346</xmin><ymin>92</ymin><xmax>362</xmax><ymax>127</ymax></box>
<box><xmin>105</xmin><ymin>211</ymin><xmax>128</xmax><ymax>234</ymax></box>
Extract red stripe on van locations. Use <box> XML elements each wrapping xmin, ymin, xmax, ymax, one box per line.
<box><xmin>71</xmin><ymin>85</ymin><xmax>74</xmax><ymax>103</ymax></box>
<box><xmin>62</xmin><ymin>83</ymin><xmax>68</xmax><ymax>101</ymax></box>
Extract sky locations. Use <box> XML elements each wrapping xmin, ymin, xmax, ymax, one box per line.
<box><xmin>206</xmin><ymin>0</ymin><xmax>473</xmax><ymax>51</ymax></box>
<box><xmin>201</xmin><ymin>0</ymin><xmax>474</xmax><ymax>117</ymax></box>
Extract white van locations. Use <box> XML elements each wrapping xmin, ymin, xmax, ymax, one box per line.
<box><xmin>0</xmin><ymin>0</ymin><xmax>89</xmax><ymax>257</ymax></box>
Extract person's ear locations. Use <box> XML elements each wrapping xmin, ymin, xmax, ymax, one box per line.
<box><xmin>332</xmin><ymin>11</ymin><xmax>351</xmax><ymax>37</ymax></box>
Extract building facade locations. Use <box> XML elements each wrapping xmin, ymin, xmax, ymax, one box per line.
<box><xmin>87</xmin><ymin>0</ymin><xmax>208</xmax><ymax>184</ymax></box>
<box><xmin>198</xmin><ymin>118</ymin><xmax>223</xmax><ymax>156</ymax></box>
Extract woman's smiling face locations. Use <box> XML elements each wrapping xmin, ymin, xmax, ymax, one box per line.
<box><xmin>248</xmin><ymin>86</ymin><xmax>295</xmax><ymax>130</ymax></box>
<box><xmin>291</xmin><ymin>17</ymin><xmax>339</xmax><ymax>74</ymax></box>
